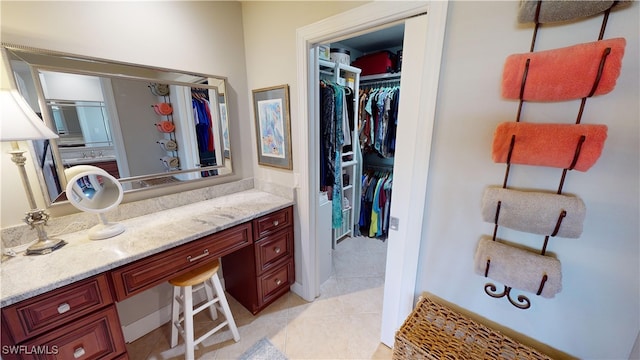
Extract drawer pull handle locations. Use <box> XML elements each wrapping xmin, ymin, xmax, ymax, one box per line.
<box><xmin>57</xmin><ymin>303</ymin><xmax>71</xmax><ymax>314</ymax></box>
<box><xmin>73</xmin><ymin>347</ymin><xmax>86</xmax><ymax>358</ymax></box>
<box><xmin>273</xmin><ymin>220</ymin><xmax>279</xmax><ymax>226</ymax></box>
<box><xmin>187</xmin><ymin>249</ymin><xmax>209</xmax><ymax>262</ymax></box>
<box><xmin>274</xmin><ymin>247</ymin><xmax>281</xmax><ymax>254</ymax></box>
<box><xmin>275</xmin><ymin>279</ymin><xmax>282</xmax><ymax>286</ymax></box>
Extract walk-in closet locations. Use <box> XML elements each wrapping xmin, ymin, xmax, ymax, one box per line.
<box><xmin>315</xmin><ymin>23</ymin><xmax>404</xmax><ymax>285</ymax></box>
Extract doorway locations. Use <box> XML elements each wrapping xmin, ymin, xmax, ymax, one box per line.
<box><xmin>314</xmin><ymin>22</ymin><xmax>403</xmax><ymax>312</ymax></box>
<box><xmin>295</xmin><ymin>2</ymin><xmax>448</xmax><ymax>346</ymax></box>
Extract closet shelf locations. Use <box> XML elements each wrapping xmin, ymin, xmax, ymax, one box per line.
<box><xmin>361</xmin><ymin>72</ymin><xmax>401</xmax><ymax>82</ymax></box>
<box><xmin>342</xmin><ymin>160</ymin><xmax>357</xmax><ymax>167</ymax></box>
<box><xmin>319</xmin><ymin>59</ymin><xmax>362</xmax><ymax>75</ymax></box>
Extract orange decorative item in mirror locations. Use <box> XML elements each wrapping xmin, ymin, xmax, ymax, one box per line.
<box><xmin>153</xmin><ymin>102</ymin><xmax>173</xmax><ymax>115</ymax></box>
<box><xmin>156</xmin><ymin>121</ymin><xmax>175</xmax><ymax>133</ymax></box>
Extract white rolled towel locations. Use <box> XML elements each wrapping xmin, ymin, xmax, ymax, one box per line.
<box><xmin>474</xmin><ymin>236</ymin><xmax>561</xmax><ymax>298</ymax></box>
<box><xmin>482</xmin><ymin>186</ymin><xmax>586</xmax><ymax>238</ymax></box>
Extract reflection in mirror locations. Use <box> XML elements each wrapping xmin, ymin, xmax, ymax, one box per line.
<box><xmin>65</xmin><ymin>165</ymin><xmax>125</xmax><ymax>240</ymax></box>
<box><xmin>2</xmin><ymin>44</ymin><xmax>233</xmax><ymax>206</ymax></box>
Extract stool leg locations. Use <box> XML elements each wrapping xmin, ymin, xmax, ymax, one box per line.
<box><xmin>184</xmin><ymin>285</ymin><xmax>195</xmax><ymax>359</ymax></box>
<box><xmin>170</xmin><ymin>285</ymin><xmax>181</xmax><ymax>348</ymax></box>
<box><xmin>211</xmin><ymin>273</ymin><xmax>240</xmax><ymax>342</ymax></box>
<box><xmin>203</xmin><ymin>279</ymin><xmax>218</xmax><ymax>321</ymax></box>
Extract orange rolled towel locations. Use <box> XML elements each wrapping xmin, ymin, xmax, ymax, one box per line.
<box><xmin>492</xmin><ymin>122</ymin><xmax>607</xmax><ymax>172</ymax></box>
<box><xmin>502</xmin><ymin>38</ymin><xmax>626</xmax><ymax>101</ymax></box>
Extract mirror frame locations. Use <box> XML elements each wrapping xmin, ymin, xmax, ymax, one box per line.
<box><xmin>2</xmin><ymin>43</ymin><xmax>234</xmax><ymax>207</ymax></box>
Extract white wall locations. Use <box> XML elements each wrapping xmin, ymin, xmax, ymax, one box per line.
<box><xmin>241</xmin><ymin>0</ymin><xmax>367</xmax><ymax>299</ymax></box>
<box><xmin>241</xmin><ymin>1</ymin><xmax>367</xmax><ymax>189</ymax></box>
<box><xmin>0</xmin><ymin>1</ymin><xmax>252</xmax><ymax>227</ymax></box>
<box><xmin>417</xmin><ymin>2</ymin><xmax>639</xmax><ymax>359</ymax></box>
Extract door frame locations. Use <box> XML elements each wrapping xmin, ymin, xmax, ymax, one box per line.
<box><xmin>294</xmin><ymin>1</ymin><xmax>448</xmax><ymax>346</ymax></box>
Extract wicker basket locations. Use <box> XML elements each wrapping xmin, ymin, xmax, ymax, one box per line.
<box><xmin>393</xmin><ymin>295</ymin><xmax>552</xmax><ymax>360</ymax></box>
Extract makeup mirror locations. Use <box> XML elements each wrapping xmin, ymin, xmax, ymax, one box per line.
<box><xmin>65</xmin><ymin>165</ymin><xmax>125</xmax><ymax>240</ymax></box>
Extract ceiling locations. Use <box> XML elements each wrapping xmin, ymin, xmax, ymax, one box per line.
<box><xmin>332</xmin><ymin>23</ymin><xmax>405</xmax><ymax>53</ymax></box>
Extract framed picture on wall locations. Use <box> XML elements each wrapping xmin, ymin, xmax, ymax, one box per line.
<box><xmin>252</xmin><ymin>84</ymin><xmax>293</xmax><ymax>170</ymax></box>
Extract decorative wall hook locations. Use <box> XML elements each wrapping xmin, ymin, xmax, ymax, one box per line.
<box><xmin>481</xmin><ymin>244</ymin><xmax>553</xmax><ymax>309</ymax></box>
<box><xmin>484</xmin><ymin>283</ymin><xmax>531</xmax><ymax>310</ymax></box>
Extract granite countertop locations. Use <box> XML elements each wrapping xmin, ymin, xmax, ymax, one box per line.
<box><xmin>0</xmin><ymin>189</ymin><xmax>293</xmax><ymax>308</ymax></box>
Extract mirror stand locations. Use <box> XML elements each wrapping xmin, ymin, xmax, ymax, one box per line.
<box><xmin>89</xmin><ymin>213</ymin><xmax>125</xmax><ymax>240</ymax></box>
<box><xmin>65</xmin><ymin>165</ymin><xmax>125</xmax><ymax>240</ymax></box>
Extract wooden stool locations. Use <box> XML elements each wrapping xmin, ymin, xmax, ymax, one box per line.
<box><xmin>169</xmin><ymin>259</ymin><xmax>240</xmax><ymax>359</ymax></box>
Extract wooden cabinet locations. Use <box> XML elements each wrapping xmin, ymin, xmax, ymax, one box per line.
<box><xmin>1</xmin><ymin>274</ymin><xmax>126</xmax><ymax>360</ymax></box>
<box><xmin>222</xmin><ymin>206</ymin><xmax>294</xmax><ymax>314</ymax></box>
<box><xmin>110</xmin><ymin>223</ymin><xmax>251</xmax><ymax>301</ymax></box>
<box><xmin>0</xmin><ymin>204</ymin><xmax>294</xmax><ymax>358</ymax></box>
<box><xmin>21</xmin><ymin>306</ymin><xmax>125</xmax><ymax>360</ymax></box>
<box><xmin>90</xmin><ymin>160</ymin><xmax>120</xmax><ymax>179</ymax></box>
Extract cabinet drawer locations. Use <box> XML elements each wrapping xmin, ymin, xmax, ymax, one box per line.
<box><xmin>253</xmin><ymin>206</ymin><xmax>293</xmax><ymax>239</ymax></box>
<box><xmin>110</xmin><ymin>222</ymin><xmax>251</xmax><ymax>300</ymax></box>
<box><xmin>21</xmin><ymin>305</ymin><xmax>126</xmax><ymax>360</ymax></box>
<box><xmin>257</xmin><ymin>261</ymin><xmax>294</xmax><ymax>307</ymax></box>
<box><xmin>254</xmin><ymin>228</ymin><xmax>293</xmax><ymax>275</ymax></box>
<box><xmin>1</xmin><ymin>274</ymin><xmax>113</xmax><ymax>344</ymax></box>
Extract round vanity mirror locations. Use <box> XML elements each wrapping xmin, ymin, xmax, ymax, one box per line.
<box><xmin>64</xmin><ymin>165</ymin><xmax>125</xmax><ymax>240</ymax></box>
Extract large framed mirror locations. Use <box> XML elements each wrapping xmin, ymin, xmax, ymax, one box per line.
<box><xmin>2</xmin><ymin>44</ymin><xmax>233</xmax><ymax>205</ymax></box>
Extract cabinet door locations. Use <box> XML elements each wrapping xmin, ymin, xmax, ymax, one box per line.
<box><xmin>254</xmin><ymin>228</ymin><xmax>293</xmax><ymax>276</ymax></box>
<box><xmin>253</xmin><ymin>206</ymin><xmax>293</xmax><ymax>239</ymax></box>
<box><xmin>1</xmin><ymin>275</ymin><xmax>113</xmax><ymax>344</ymax></box>
<box><xmin>110</xmin><ymin>222</ymin><xmax>251</xmax><ymax>300</ymax></box>
<box><xmin>257</xmin><ymin>261</ymin><xmax>294</xmax><ymax>308</ymax></box>
<box><xmin>21</xmin><ymin>305</ymin><xmax>126</xmax><ymax>360</ymax></box>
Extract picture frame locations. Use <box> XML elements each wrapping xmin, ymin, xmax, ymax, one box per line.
<box><xmin>252</xmin><ymin>84</ymin><xmax>293</xmax><ymax>170</ymax></box>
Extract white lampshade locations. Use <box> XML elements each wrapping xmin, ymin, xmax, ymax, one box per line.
<box><xmin>0</xmin><ymin>88</ymin><xmax>59</xmax><ymax>141</ymax></box>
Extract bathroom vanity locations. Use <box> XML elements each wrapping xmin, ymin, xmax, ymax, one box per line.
<box><xmin>0</xmin><ymin>190</ymin><xmax>294</xmax><ymax>359</ymax></box>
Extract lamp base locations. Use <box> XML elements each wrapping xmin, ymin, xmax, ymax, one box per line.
<box><xmin>26</xmin><ymin>237</ymin><xmax>67</xmax><ymax>255</ymax></box>
<box><xmin>23</xmin><ymin>209</ymin><xmax>66</xmax><ymax>256</ymax></box>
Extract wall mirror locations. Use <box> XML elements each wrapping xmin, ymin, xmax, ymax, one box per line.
<box><xmin>2</xmin><ymin>44</ymin><xmax>233</xmax><ymax>206</ymax></box>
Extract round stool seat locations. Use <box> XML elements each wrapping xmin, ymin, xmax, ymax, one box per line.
<box><xmin>169</xmin><ymin>260</ymin><xmax>220</xmax><ymax>287</ymax></box>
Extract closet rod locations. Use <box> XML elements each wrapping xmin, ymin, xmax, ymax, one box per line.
<box><xmin>361</xmin><ymin>79</ymin><xmax>400</xmax><ymax>89</ymax></box>
<box><xmin>360</xmin><ymin>72</ymin><xmax>401</xmax><ymax>82</ymax></box>
<box><xmin>366</xmin><ymin>164</ymin><xmax>393</xmax><ymax>172</ymax></box>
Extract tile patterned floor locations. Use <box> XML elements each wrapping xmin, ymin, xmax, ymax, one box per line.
<box><xmin>125</xmin><ymin>235</ymin><xmax>392</xmax><ymax>359</ymax></box>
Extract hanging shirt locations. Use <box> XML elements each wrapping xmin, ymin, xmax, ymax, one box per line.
<box><xmin>369</xmin><ymin>176</ymin><xmax>386</xmax><ymax>237</ymax></box>
<box><xmin>331</xmin><ymin>83</ymin><xmax>345</xmax><ymax>229</ymax></box>
<box><xmin>320</xmin><ymin>83</ymin><xmax>336</xmax><ymax>189</ymax></box>
<box><xmin>193</xmin><ymin>99</ymin><xmax>210</xmax><ymax>153</ymax></box>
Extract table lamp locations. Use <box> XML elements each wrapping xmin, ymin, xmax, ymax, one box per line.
<box><xmin>1</xmin><ymin>55</ymin><xmax>67</xmax><ymax>255</ymax></box>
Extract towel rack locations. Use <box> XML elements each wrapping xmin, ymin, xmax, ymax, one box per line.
<box><xmin>481</xmin><ymin>0</ymin><xmax>622</xmax><ymax>309</ymax></box>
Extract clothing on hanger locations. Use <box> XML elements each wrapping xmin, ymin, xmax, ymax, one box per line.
<box><xmin>358</xmin><ymin>84</ymin><xmax>400</xmax><ymax>158</ymax></box>
<box><xmin>319</xmin><ymin>80</ymin><xmax>354</xmax><ymax>229</ymax></box>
